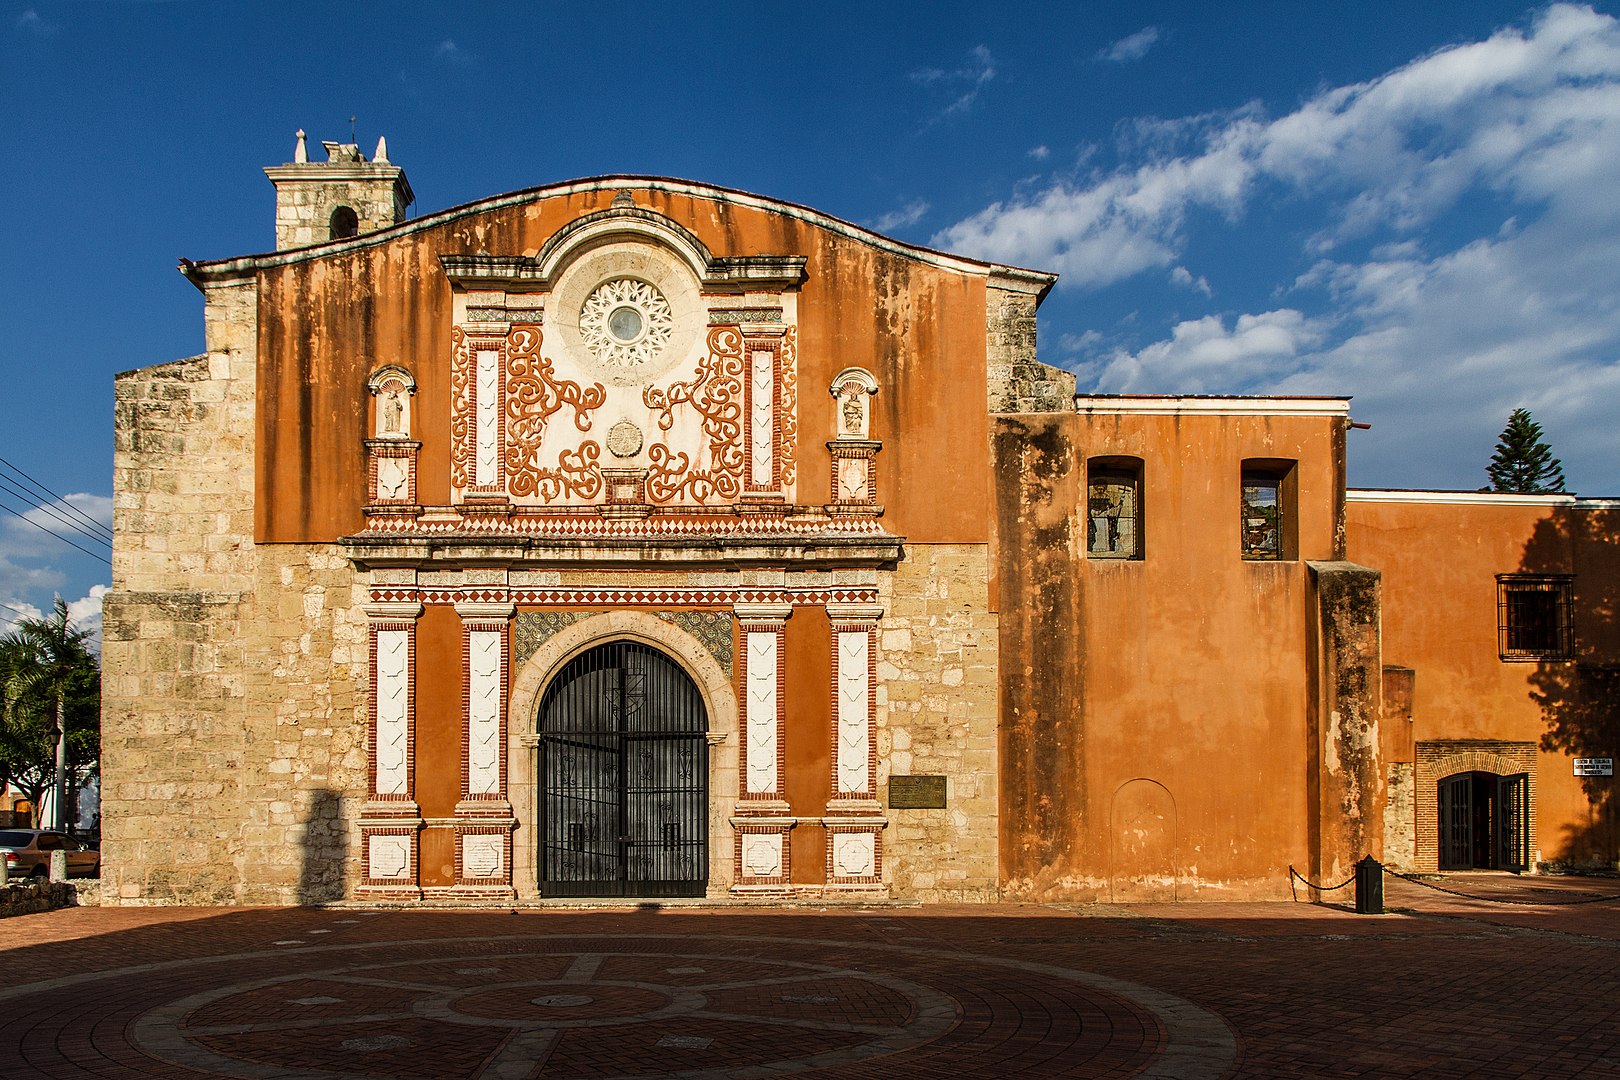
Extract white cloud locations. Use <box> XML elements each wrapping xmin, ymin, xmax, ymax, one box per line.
<box><xmin>0</xmin><ymin>492</ymin><xmax>111</xmax><ymax>633</ymax></box>
<box><xmin>869</xmin><ymin>200</ymin><xmax>930</xmax><ymax>233</ymax></box>
<box><xmin>1028</xmin><ymin>145</ymin><xmax>1051</xmax><ymax>161</ymax></box>
<box><xmin>435</xmin><ymin>38</ymin><xmax>472</xmax><ymax>65</ymax></box>
<box><xmin>15</xmin><ymin>9</ymin><xmax>59</xmax><ymax>36</ymax></box>
<box><xmin>936</xmin><ymin>4</ymin><xmax>1620</xmax><ymax>490</ymax></box>
<box><xmin>1171</xmin><ymin>265</ymin><xmax>1213</xmax><ymax>297</ymax></box>
<box><xmin>66</xmin><ymin>584</ymin><xmax>106</xmax><ymax>651</ymax></box>
<box><xmin>0</xmin><ymin>598</ymin><xmax>43</xmax><ymax>636</ymax></box>
<box><xmin>1093</xmin><ymin>309</ymin><xmax>1327</xmax><ymax>393</ymax></box>
<box><xmin>1098</xmin><ymin>26</ymin><xmax>1160</xmax><ymax>64</ymax></box>
<box><xmin>936</xmin><ymin>5</ymin><xmax>1620</xmax><ymax>283</ymax></box>
<box><xmin>912</xmin><ymin>45</ymin><xmax>996</xmax><ymax>123</ymax></box>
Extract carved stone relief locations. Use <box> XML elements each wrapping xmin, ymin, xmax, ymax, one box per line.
<box><xmin>368</xmin><ymin>834</ymin><xmax>410</xmax><ymax>879</ymax></box>
<box><xmin>374</xmin><ymin>629</ymin><xmax>410</xmax><ymax>795</ymax></box>
<box><xmin>462</xmin><ymin>833</ymin><xmax>503</xmax><ymax>878</ymax></box>
<box><xmin>466</xmin><ymin>628</ymin><xmax>503</xmax><ymax>796</ymax></box>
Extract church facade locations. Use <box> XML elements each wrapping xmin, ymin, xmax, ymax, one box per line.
<box><xmin>101</xmin><ymin>139</ymin><xmax>1618</xmax><ymax>905</ymax></box>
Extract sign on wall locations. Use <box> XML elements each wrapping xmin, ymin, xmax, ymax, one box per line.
<box><xmin>1574</xmin><ymin>758</ymin><xmax>1614</xmax><ymax>777</ymax></box>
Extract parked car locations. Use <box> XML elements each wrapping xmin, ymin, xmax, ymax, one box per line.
<box><xmin>0</xmin><ymin>830</ymin><xmax>100</xmax><ymax>880</ymax></box>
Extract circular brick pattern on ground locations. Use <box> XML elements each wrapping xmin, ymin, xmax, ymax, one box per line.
<box><xmin>7</xmin><ymin>932</ymin><xmax>1235</xmax><ymax>1078</ymax></box>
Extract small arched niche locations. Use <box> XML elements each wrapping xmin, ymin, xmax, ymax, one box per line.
<box><xmin>367</xmin><ymin>364</ymin><xmax>417</xmax><ymax>439</ymax></box>
<box><xmin>829</xmin><ymin>367</ymin><xmax>880</xmax><ymax>440</ymax></box>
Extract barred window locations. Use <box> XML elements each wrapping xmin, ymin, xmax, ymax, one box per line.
<box><xmin>1087</xmin><ymin>460</ymin><xmax>1142</xmax><ymax>559</ymax></box>
<box><xmin>1497</xmin><ymin>575</ymin><xmax>1573</xmax><ymax>661</ymax></box>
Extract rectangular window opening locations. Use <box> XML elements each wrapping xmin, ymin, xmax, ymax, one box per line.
<box><xmin>1087</xmin><ymin>458</ymin><xmax>1143</xmax><ymax>560</ymax></box>
<box><xmin>1241</xmin><ymin>460</ymin><xmax>1296</xmax><ymax>560</ymax></box>
<box><xmin>1497</xmin><ymin>575</ymin><xmax>1573</xmax><ymax>661</ymax></box>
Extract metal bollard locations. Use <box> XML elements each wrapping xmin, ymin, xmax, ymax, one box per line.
<box><xmin>50</xmin><ymin>850</ymin><xmax>67</xmax><ymax>883</ymax></box>
<box><xmin>1354</xmin><ymin>855</ymin><xmax>1383</xmax><ymax>915</ymax></box>
<box><xmin>0</xmin><ymin>855</ymin><xmax>7</xmax><ymax>886</ymax></box>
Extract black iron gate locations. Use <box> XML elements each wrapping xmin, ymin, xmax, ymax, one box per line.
<box><xmin>538</xmin><ymin>641</ymin><xmax>708</xmax><ymax>897</ymax></box>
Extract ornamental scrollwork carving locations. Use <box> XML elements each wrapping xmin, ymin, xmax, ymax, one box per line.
<box><xmin>642</xmin><ymin>325</ymin><xmax>745</xmax><ymax>503</ymax></box>
<box><xmin>532</xmin><ymin>441</ymin><xmax>604</xmax><ymax>501</ymax></box>
<box><xmin>779</xmin><ymin>327</ymin><xmax>799</xmax><ymax>488</ymax></box>
<box><xmin>449</xmin><ymin>327</ymin><xmax>475</xmax><ymax>490</ymax></box>
<box><xmin>503</xmin><ymin>324</ymin><xmax>607</xmax><ymax>499</ymax></box>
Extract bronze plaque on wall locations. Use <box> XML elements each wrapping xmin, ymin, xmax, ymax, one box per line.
<box><xmin>888</xmin><ymin>775</ymin><xmax>947</xmax><ymax>809</ymax></box>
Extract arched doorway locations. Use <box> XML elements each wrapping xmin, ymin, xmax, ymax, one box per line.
<box><xmin>1438</xmin><ymin>771</ymin><xmax>1530</xmax><ymax>871</ymax></box>
<box><xmin>538</xmin><ymin>641</ymin><xmax>709</xmax><ymax>897</ymax></box>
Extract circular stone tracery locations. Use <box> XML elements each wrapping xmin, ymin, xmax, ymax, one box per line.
<box><xmin>579</xmin><ymin>278</ymin><xmax>673</xmax><ymax>370</ymax></box>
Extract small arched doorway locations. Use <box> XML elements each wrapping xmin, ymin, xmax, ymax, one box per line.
<box><xmin>1438</xmin><ymin>771</ymin><xmax>1530</xmax><ymax>871</ymax></box>
<box><xmin>538</xmin><ymin>641</ymin><xmax>709</xmax><ymax>897</ymax></box>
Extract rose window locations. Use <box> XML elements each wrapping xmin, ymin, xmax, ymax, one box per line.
<box><xmin>579</xmin><ymin>278</ymin><xmax>673</xmax><ymax>369</ymax></box>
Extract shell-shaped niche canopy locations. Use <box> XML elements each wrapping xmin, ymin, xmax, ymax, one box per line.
<box><xmin>829</xmin><ymin>367</ymin><xmax>879</xmax><ymax>440</ymax></box>
<box><xmin>368</xmin><ymin>364</ymin><xmax>417</xmax><ymax>439</ymax></box>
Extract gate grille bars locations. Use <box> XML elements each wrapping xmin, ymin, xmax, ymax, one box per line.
<box><xmin>538</xmin><ymin>642</ymin><xmax>708</xmax><ymax>897</ymax></box>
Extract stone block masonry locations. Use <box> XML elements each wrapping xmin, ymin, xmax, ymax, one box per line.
<box><xmin>877</xmin><ymin>544</ymin><xmax>1000</xmax><ymax>901</ymax></box>
<box><xmin>105</xmin><ymin>280</ymin><xmax>371</xmax><ymax>904</ymax></box>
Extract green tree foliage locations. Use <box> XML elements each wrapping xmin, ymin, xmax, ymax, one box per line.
<box><xmin>0</xmin><ymin>598</ymin><xmax>100</xmax><ymax>828</ymax></box>
<box><xmin>1487</xmin><ymin>408</ymin><xmax>1567</xmax><ymax>494</ymax></box>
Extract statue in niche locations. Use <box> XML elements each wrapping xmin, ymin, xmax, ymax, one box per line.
<box><xmin>829</xmin><ymin>367</ymin><xmax>879</xmax><ymax>440</ymax></box>
<box><xmin>381</xmin><ymin>387</ymin><xmax>404</xmax><ymax>435</ymax></box>
<box><xmin>367</xmin><ymin>365</ymin><xmax>415</xmax><ymax>440</ymax></box>
<box><xmin>841</xmin><ymin>392</ymin><xmax>864</xmax><ymax>436</ymax></box>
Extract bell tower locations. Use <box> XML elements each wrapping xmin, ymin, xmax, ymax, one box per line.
<box><xmin>264</xmin><ymin>130</ymin><xmax>415</xmax><ymax>251</ymax></box>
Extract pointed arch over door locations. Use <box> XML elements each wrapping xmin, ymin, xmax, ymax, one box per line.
<box><xmin>538</xmin><ymin>641</ymin><xmax>708</xmax><ymax>897</ymax></box>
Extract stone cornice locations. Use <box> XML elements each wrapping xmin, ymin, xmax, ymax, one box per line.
<box><xmin>178</xmin><ymin>175</ymin><xmax>1056</xmax><ymax>291</ymax></box>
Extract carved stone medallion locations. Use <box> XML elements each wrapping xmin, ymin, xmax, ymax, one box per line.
<box><xmin>606</xmin><ymin>419</ymin><xmax>645</xmax><ymax>458</ymax></box>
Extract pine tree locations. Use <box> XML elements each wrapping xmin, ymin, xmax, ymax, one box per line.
<box><xmin>1487</xmin><ymin>408</ymin><xmax>1567</xmax><ymax>494</ymax></box>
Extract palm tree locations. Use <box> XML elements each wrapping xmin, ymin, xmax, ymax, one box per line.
<box><xmin>0</xmin><ymin>598</ymin><xmax>98</xmax><ymax>829</ymax></box>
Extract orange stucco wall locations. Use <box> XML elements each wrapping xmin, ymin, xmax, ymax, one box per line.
<box><xmin>1348</xmin><ymin>499</ymin><xmax>1620</xmax><ymax>867</ymax></box>
<box><xmin>254</xmin><ymin>187</ymin><xmax>994</xmax><ymax>547</ymax></box>
<box><xmin>784</xmin><ymin>605</ymin><xmax>832</xmax><ymax>885</ymax></box>
<box><xmin>996</xmin><ymin>409</ymin><xmax>1348</xmax><ymax>900</ymax></box>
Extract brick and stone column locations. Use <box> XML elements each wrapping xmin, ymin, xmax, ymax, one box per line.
<box><xmin>731</xmin><ymin>603</ymin><xmax>793</xmax><ymax>892</ymax></box>
<box><xmin>358</xmin><ymin>600</ymin><xmax>424</xmax><ymax>900</ymax></box>
<box><xmin>824</xmin><ymin>604</ymin><xmax>887</xmax><ymax>892</ymax></box>
<box><xmin>453</xmin><ymin>601</ymin><xmax>517</xmax><ymax>898</ymax></box>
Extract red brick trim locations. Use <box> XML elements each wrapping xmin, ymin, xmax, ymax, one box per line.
<box><xmin>1413</xmin><ymin>740</ymin><xmax>1538</xmax><ymax>873</ymax></box>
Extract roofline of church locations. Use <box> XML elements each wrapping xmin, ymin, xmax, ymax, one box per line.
<box><xmin>1348</xmin><ymin>489</ymin><xmax>1619</xmax><ymax>507</ymax></box>
<box><xmin>178</xmin><ymin>174</ymin><xmax>1059</xmax><ymax>300</ymax></box>
<box><xmin>1074</xmin><ymin>394</ymin><xmax>1351</xmax><ymax>416</ymax></box>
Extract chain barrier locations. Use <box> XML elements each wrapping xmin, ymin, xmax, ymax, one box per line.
<box><xmin>1382</xmin><ymin>865</ymin><xmax>1620</xmax><ymax>907</ymax></box>
<box><xmin>1287</xmin><ymin>865</ymin><xmax>1355</xmax><ymax>902</ymax></box>
<box><xmin>1290</xmin><ymin>859</ymin><xmax>1620</xmax><ymax>906</ymax></box>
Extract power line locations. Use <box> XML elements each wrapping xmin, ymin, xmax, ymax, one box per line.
<box><xmin>0</xmin><ymin>599</ymin><xmax>39</xmax><ymax>620</ymax></box>
<box><xmin>0</xmin><ymin>476</ymin><xmax>111</xmax><ymax>550</ymax></box>
<box><xmin>0</xmin><ymin>496</ymin><xmax>112</xmax><ymax>565</ymax></box>
<box><xmin>0</xmin><ymin>456</ymin><xmax>113</xmax><ymax>542</ymax></box>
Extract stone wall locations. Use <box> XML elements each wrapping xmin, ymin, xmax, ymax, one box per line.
<box><xmin>105</xmin><ymin>279</ymin><xmax>258</xmax><ymax>904</ymax></box>
<box><xmin>876</xmin><ymin>543</ymin><xmax>1000</xmax><ymax>901</ymax></box>
<box><xmin>1383</xmin><ymin>762</ymin><xmax>1415</xmax><ymax>871</ymax></box>
<box><xmin>105</xmin><ymin>279</ymin><xmax>373</xmax><ymax>905</ymax></box>
<box><xmin>986</xmin><ymin>282</ymin><xmax>1075</xmax><ymax>414</ymax></box>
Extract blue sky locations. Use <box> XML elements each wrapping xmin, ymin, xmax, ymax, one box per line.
<box><xmin>3</xmin><ymin>1</ymin><xmax>1619</xmax><ymax>636</ymax></box>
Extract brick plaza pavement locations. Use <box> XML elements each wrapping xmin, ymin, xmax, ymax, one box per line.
<box><xmin>1</xmin><ymin>873</ymin><xmax>1618</xmax><ymax>1078</ymax></box>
